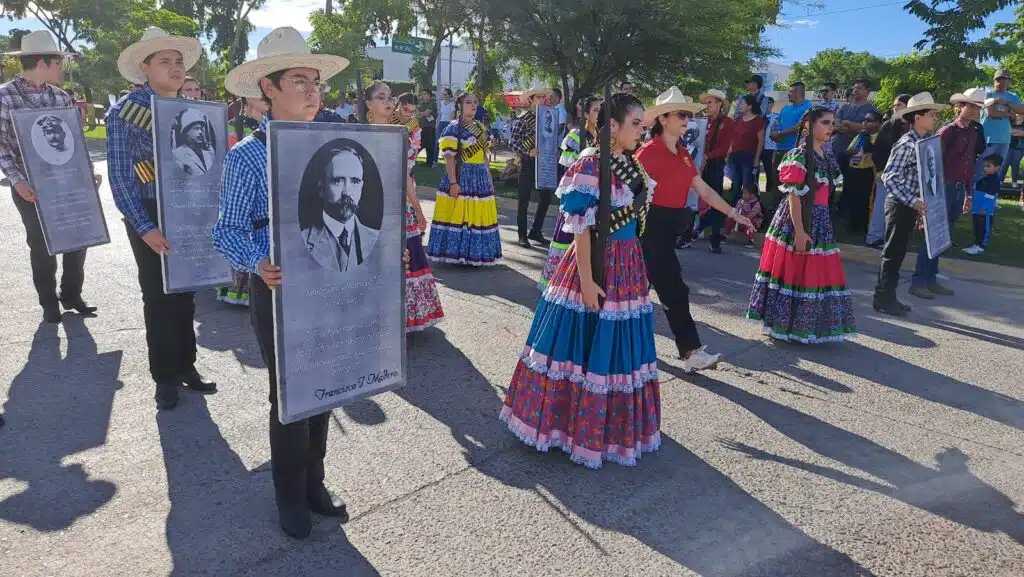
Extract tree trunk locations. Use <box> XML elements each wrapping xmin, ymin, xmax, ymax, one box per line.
<box><xmin>227</xmin><ymin>0</ymin><xmax>250</xmax><ymax>67</ymax></box>
<box><xmin>420</xmin><ymin>36</ymin><xmax>445</xmax><ymax>90</ymax></box>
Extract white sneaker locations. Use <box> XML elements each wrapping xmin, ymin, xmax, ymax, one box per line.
<box><xmin>682</xmin><ymin>346</ymin><xmax>723</xmax><ymax>373</ymax></box>
<box><xmin>962</xmin><ymin>245</ymin><xmax>981</xmax><ymax>255</ymax></box>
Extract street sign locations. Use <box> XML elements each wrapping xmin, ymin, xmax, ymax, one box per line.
<box><xmin>392</xmin><ymin>38</ymin><xmax>430</xmax><ymax>54</ymax></box>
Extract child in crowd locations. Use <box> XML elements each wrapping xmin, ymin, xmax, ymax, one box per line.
<box><xmin>963</xmin><ymin>153</ymin><xmax>1001</xmax><ymax>255</ymax></box>
<box><xmin>725</xmin><ymin>183</ymin><xmax>763</xmax><ymax>246</ymax></box>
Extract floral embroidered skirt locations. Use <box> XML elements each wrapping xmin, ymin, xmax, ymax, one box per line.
<box><xmin>500</xmin><ymin>232</ymin><xmax>661</xmax><ymax>468</ymax></box>
<box><xmin>426</xmin><ymin>162</ymin><xmax>502</xmax><ymax>266</ymax></box>
<box><xmin>537</xmin><ymin>210</ymin><xmax>575</xmax><ymax>291</ymax></box>
<box><xmin>216</xmin><ymin>268</ymin><xmax>250</xmax><ymax>306</ymax></box>
<box><xmin>406</xmin><ymin>205</ymin><xmax>444</xmax><ymax>333</ymax></box>
<box><xmin>747</xmin><ymin>201</ymin><xmax>857</xmax><ymax>343</ymax></box>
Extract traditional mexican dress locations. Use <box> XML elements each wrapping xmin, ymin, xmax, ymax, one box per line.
<box><xmin>500</xmin><ymin>151</ymin><xmax>661</xmax><ymax>468</ymax></box>
<box><xmin>538</xmin><ymin>127</ymin><xmax>596</xmax><ymax>290</ymax></box>
<box><xmin>746</xmin><ymin>147</ymin><xmax>857</xmax><ymax>342</ymax></box>
<box><xmin>426</xmin><ymin>120</ymin><xmax>502</xmax><ymax>266</ymax></box>
<box><xmin>396</xmin><ymin>113</ymin><xmax>445</xmax><ymax>332</ymax></box>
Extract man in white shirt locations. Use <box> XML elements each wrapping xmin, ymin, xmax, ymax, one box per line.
<box><xmin>436</xmin><ymin>88</ymin><xmax>455</xmax><ymax>135</ymax></box>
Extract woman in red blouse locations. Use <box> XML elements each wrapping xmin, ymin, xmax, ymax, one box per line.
<box><xmin>729</xmin><ymin>94</ymin><xmax>766</xmax><ymax>203</ymax></box>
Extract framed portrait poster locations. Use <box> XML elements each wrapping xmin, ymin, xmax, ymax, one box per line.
<box><xmin>11</xmin><ymin>107</ymin><xmax>110</xmax><ymax>255</ymax></box>
<box><xmin>151</xmin><ymin>95</ymin><xmax>232</xmax><ymax>293</ymax></box>
<box><xmin>915</xmin><ymin>134</ymin><xmax>951</xmax><ymax>259</ymax></box>
<box><xmin>267</xmin><ymin>121</ymin><xmax>408</xmax><ymax>424</ymax></box>
<box><xmin>535</xmin><ymin>104</ymin><xmax>560</xmax><ymax>190</ymax></box>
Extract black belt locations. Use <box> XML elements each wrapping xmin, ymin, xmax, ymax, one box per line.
<box><xmin>253</xmin><ymin>218</ymin><xmax>269</xmax><ymax>230</ymax></box>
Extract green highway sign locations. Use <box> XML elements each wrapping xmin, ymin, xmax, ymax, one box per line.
<box><xmin>392</xmin><ymin>38</ymin><xmax>430</xmax><ymax>54</ymax></box>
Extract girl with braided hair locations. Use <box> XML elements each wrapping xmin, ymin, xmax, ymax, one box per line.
<box><xmin>746</xmin><ymin>106</ymin><xmax>858</xmax><ymax>343</ymax></box>
<box><xmin>500</xmin><ymin>92</ymin><xmax>661</xmax><ymax>469</ymax></box>
<box><xmin>426</xmin><ymin>92</ymin><xmax>502</xmax><ymax>266</ymax></box>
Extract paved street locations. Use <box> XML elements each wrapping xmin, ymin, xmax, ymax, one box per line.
<box><xmin>1</xmin><ymin>157</ymin><xmax>1023</xmax><ymax>577</ymax></box>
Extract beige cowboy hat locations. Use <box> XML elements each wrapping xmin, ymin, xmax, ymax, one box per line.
<box><xmin>225</xmin><ymin>27</ymin><xmax>350</xmax><ymax>99</ymax></box>
<box><xmin>4</xmin><ymin>30</ymin><xmax>72</xmax><ymax>56</ymax></box>
<box><xmin>645</xmin><ymin>86</ymin><xmax>705</xmax><ymax>123</ymax></box>
<box><xmin>698</xmin><ymin>88</ymin><xmax>730</xmax><ymax>112</ymax></box>
<box><xmin>519</xmin><ymin>87</ymin><xmax>553</xmax><ymax>104</ymax></box>
<box><xmin>898</xmin><ymin>92</ymin><xmax>949</xmax><ymax>117</ymax></box>
<box><xmin>950</xmin><ymin>87</ymin><xmax>986</xmax><ymax>106</ymax></box>
<box><xmin>117</xmin><ymin>27</ymin><xmax>202</xmax><ymax>85</ymax></box>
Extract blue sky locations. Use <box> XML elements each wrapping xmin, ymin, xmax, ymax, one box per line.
<box><xmin>2</xmin><ymin>0</ymin><xmax>1019</xmax><ymax>66</ymax></box>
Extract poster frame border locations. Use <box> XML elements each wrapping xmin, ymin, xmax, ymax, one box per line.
<box><xmin>915</xmin><ymin>133</ymin><xmax>951</xmax><ymax>260</ymax></box>
<box><xmin>534</xmin><ymin>104</ymin><xmax>560</xmax><ymax>190</ymax></box>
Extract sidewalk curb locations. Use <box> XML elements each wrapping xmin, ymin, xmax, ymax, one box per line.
<box><xmin>416</xmin><ymin>186</ymin><xmax>1024</xmax><ymax>289</ymax></box>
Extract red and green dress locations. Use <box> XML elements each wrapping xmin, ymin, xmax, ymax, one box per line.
<box><xmin>746</xmin><ymin>148</ymin><xmax>857</xmax><ymax>343</ymax></box>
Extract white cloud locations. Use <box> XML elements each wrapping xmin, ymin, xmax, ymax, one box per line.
<box><xmin>248</xmin><ymin>0</ymin><xmax>321</xmax><ymax>32</ymax></box>
<box><xmin>792</xmin><ymin>19</ymin><xmax>819</xmax><ymax>28</ymax></box>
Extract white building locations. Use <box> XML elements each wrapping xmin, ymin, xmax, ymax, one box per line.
<box><xmin>365</xmin><ymin>38</ymin><xmax>476</xmax><ymax>91</ymax></box>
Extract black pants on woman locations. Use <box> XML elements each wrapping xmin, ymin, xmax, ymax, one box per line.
<box><xmin>250</xmin><ymin>275</ymin><xmax>331</xmax><ymax>509</ymax></box>
<box><xmin>641</xmin><ymin>205</ymin><xmax>701</xmax><ymax>356</ymax></box>
<box><xmin>125</xmin><ymin>200</ymin><xmax>197</xmax><ymax>384</ymax></box>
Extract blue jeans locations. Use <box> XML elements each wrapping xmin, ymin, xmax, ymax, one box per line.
<box><xmin>975</xmin><ymin>142</ymin><xmax>1010</xmax><ymax>183</ymax></box>
<box><xmin>866</xmin><ymin>179</ymin><xmax>887</xmax><ymax>245</ymax></box>
<box><xmin>911</xmin><ymin>180</ymin><xmax>965</xmax><ymax>288</ymax></box>
<box><xmin>729</xmin><ymin>151</ymin><xmax>755</xmax><ymax>202</ymax></box>
<box><xmin>1004</xmin><ymin>147</ymin><xmax>1023</xmax><ymax>182</ymax></box>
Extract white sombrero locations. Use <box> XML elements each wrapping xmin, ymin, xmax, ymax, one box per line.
<box><xmin>519</xmin><ymin>87</ymin><xmax>553</xmax><ymax>104</ymax></box>
<box><xmin>645</xmin><ymin>86</ymin><xmax>705</xmax><ymax>123</ymax></box>
<box><xmin>225</xmin><ymin>27</ymin><xmax>349</xmax><ymax>99</ymax></box>
<box><xmin>898</xmin><ymin>92</ymin><xmax>948</xmax><ymax>118</ymax></box>
<box><xmin>117</xmin><ymin>27</ymin><xmax>202</xmax><ymax>85</ymax></box>
<box><xmin>4</xmin><ymin>30</ymin><xmax>72</xmax><ymax>56</ymax></box>
<box><xmin>950</xmin><ymin>87</ymin><xmax>986</xmax><ymax>106</ymax></box>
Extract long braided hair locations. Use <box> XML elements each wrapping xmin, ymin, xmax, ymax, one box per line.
<box><xmin>793</xmin><ymin>106</ymin><xmax>838</xmax><ymax>233</ymax></box>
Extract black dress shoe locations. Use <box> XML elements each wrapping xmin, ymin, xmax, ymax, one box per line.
<box><xmin>180</xmin><ymin>369</ymin><xmax>216</xmax><ymax>392</ymax></box>
<box><xmin>873</xmin><ymin>300</ymin><xmax>909</xmax><ymax>317</ymax></box>
<box><xmin>43</xmin><ymin>305</ymin><xmax>63</xmax><ymax>324</ymax></box>
<box><xmin>517</xmin><ymin>238</ymin><xmax>532</xmax><ymax>249</ymax></box>
<box><xmin>527</xmin><ymin>231</ymin><xmax>549</xmax><ymax>246</ymax></box>
<box><xmin>278</xmin><ymin>501</ymin><xmax>313</xmax><ymax>539</ymax></box>
<box><xmin>59</xmin><ymin>295</ymin><xmax>98</xmax><ymax>316</ymax></box>
<box><xmin>307</xmin><ymin>485</ymin><xmax>349</xmax><ymax>522</ymax></box>
<box><xmin>155</xmin><ymin>381</ymin><xmax>180</xmax><ymax>410</ymax></box>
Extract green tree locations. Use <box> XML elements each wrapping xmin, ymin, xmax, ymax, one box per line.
<box><xmin>482</xmin><ymin>0</ymin><xmax>778</xmax><ymax>105</ymax></box>
<box><xmin>76</xmin><ymin>0</ymin><xmax>199</xmax><ymax>100</ymax></box>
<box><xmin>873</xmin><ymin>51</ymin><xmax>987</xmax><ymax>112</ymax></box>
<box><xmin>786</xmin><ymin>48</ymin><xmax>890</xmax><ymax>91</ymax></box>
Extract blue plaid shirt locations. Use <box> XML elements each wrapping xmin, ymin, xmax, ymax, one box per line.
<box><xmin>106</xmin><ymin>85</ymin><xmax>158</xmax><ymax>236</ymax></box>
<box><xmin>213</xmin><ymin>113</ymin><xmax>345</xmax><ymax>274</ymax></box>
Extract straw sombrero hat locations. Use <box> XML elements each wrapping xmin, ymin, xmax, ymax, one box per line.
<box><xmin>645</xmin><ymin>86</ymin><xmax>705</xmax><ymax>123</ymax></box>
<box><xmin>117</xmin><ymin>27</ymin><xmax>202</xmax><ymax>85</ymax></box>
<box><xmin>519</xmin><ymin>88</ymin><xmax>552</xmax><ymax>104</ymax></box>
<box><xmin>4</xmin><ymin>30</ymin><xmax>72</xmax><ymax>56</ymax></box>
<box><xmin>698</xmin><ymin>88</ymin><xmax>730</xmax><ymax>112</ymax></box>
<box><xmin>950</xmin><ymin>87</ymin><xmax>986</xmax><ymax>106</ymax></box>
<box><xmin>225</xmin><ymin>27</ymin><xmax>350</xmax><ymax>99</ymax></box>
<box><xmin>898</xmin><ymin>92</ymin><xmax>948</xmax><ymax>117</ymax></box>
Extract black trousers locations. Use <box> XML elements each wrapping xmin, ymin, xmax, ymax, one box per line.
<box><xmin>641</xmin><ymin>205</ymin><xmax>702</xmax><ymax>356</ymax></box>
<box><xmin>422</xmin><ymin>126</ymin><xmax>437</xmax><ymax>167</ymax></box>
<box><xmin>516</xmin><ymin>156</ymin><xmax>551</xmax><ymax>239</ymax></box>
<box><xmin>845</xmin><ymin>167</ymin><xmax>875</xmax><ymax>234</ymax></box>
<box><xmin>701</xmin><ymin>157</ymin><xmax>727</xmax><ymax>249</ymax></box>
<box><xmin>12</xmin><ymin>190</ymin><xmax>87</xmax><ymax>308</ymax></box>
<box><xmin>874</xmin><ymin>196</ymin><xmax>917</xmax><ymax>303</ymax></box>
<box><xmin>125</xmin><ymin>200</ymin><xmax>197</xmax><ymax>383</ymax></box>
<box><xmin>250</xmin><ymin>275</ymin><xmax>330</xmax><ymax>507</ymax></box>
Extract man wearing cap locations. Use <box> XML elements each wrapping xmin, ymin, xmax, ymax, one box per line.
<box><xmin>734</xmin><ymin>74</ymin><xmax>768</xmax><ymax>119</ymax></box>
<box><xmin>908</xmin><ymin>89</ymin><xmax>985</xmax><ymax>300</ymax></box>
<box><xmin>212</xmin><ymin>26</ymin><xmax>354</xmax><ymax>539</ymax></box>
<box><xmin>172</xmin><ymin>108</ymin><xmax>214</xmax><ymax>176</ymax></box>
<box><xmin>1</xmin><ymin>30</ymin><xmax>102</xmax><ymax>323</ymax></box>
<box><xmin>106</xmin><ymin>27</ymin><xmax>216</xmax><ymax>410</ymax></box>
<box><xmin>510</xmin><ymin>88</ymin><xmax>553</xmax><ymax>248</ymax></box>
<box><xmin>976</xmin><ymin>69</ymin><xmax>1022</xmax><ymax>183</ymax></box>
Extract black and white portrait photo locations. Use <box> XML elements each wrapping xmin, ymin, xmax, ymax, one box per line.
<box><xmin>31</xmin><ymin>114</ymin><xmax>74</xmax><ymax>166</ymax></box>
<box><xmin>542</xmin><ymin>109</ymin><xmax>555</xmax><ymax>137</ymax></box>
<box><xmin>915</xmin><ymin>134</ymin><xmax>950</xmax><ymax>259</ymax></box>
<box><xmin>298</xmin><ymin>138</ymin><xmax>384</xmax><ymax>273</ymax></box>
<box><xmin>171</xmin><ymin>108</ymin><xmax>217</xmax><ymax>177</ymax></box>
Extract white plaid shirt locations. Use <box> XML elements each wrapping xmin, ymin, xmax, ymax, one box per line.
<box><xmin>881</xmin><ymin>129</ymin><xmax>924</xmax><ymax>208</ymax></box>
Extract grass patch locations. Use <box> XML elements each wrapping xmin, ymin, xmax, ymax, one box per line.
<box><xmin>84</xmin><ymin>125</ymin><xmax>107</xmax><ymax>140</ymax></box>
<box><xmin>412</xmin><ymin>158</ymin><xmax>519</xmax><ymax>199</ymax></box>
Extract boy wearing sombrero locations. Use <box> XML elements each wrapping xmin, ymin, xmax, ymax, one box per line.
<box><xmin>212</xmin><ymin>26</ymin><xmax>352</xmax><ymax>539</ymax></box>
<box><xmin>1</xmin><ymin>30</ymin><xmax>101</xmax><ymax>324</ymax></box>
<box><xmin>106</xmin><ymin>27</ymin><xmax>215</xmax><ymax>410</ymax></box>
<box><xmin>510</xmin><ymin>87</ymin><xmax>554</xmax><ymax>248</ymax></box>
<box><xmin>873</xmin><ymin>92</ymin><xmax>946</xmax><ymax>316</ymax></box>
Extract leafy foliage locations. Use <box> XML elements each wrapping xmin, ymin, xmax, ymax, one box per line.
<box><xmin>786</xmin><ymin>48</ymin><xmax>891</xmax><ymax>91</ymax></box>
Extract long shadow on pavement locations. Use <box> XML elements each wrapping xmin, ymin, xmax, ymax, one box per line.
<box><xmin>396</xmin><ymin>331</ymin><xmax>875</xmax><ymax>575</ymax></box>
<box><xmin>683</xmin><ymin>369</ymin><xmax>1024</xmax><ymax>545</ymax></box>
<box><xmin>193</xmin><ymin>290</ymin><xmax>264</xmax><ymax>369</ymax></box>
<box><xmin>158</xmin><ymin>392</ymin><xmax>379</xmax><ymax>576</ymax></box>
<box><xmin>0</xmin><ymin>317</ymin><xmax>121</xmax><ymax>531</ymax></box>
